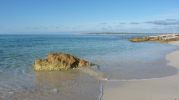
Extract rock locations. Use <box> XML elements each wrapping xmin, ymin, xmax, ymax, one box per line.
<box><xmin>129</xmin><ymin>34</ymin><xmax>179</xmax><ymax>42</ymax></box>
<box><xmin>34</xmin><ymin>53</ymin><xmax>91</xmax><ymax>71</ymax></box>
<box><xmin>129</xmin><ymin>37</ymin><xmax>149</xmax><ymax>42</ymax></box>
<box><xmin>51</xmin><ymin>88</ymin><xmax>59</xmax><ymax>93</ymax></box>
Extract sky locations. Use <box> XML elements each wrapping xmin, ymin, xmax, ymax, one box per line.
<box><xmin>0</xmin><ymin>0</ymin><xmax>179</xmax><ymax>34</ymax></box>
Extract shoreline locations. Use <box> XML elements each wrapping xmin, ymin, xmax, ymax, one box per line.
<box><xmin>102</xmin><ymin>41</ymin><xmax>179</xmax><ymax>100</ymax></box>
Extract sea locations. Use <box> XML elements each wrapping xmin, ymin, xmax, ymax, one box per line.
<box><xmin>0</xmin><ymin>33</ymin><xmax>178</xmax><ymax>100</ymax></box>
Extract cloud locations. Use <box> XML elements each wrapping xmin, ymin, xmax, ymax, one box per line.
<box><xmin>145</xmin><ymin>19</ymin><xmax>179</xmax><ymax>25</ymax></box>
<box><xmin>99</xmin><ymin>22</ymin><xmax>108</xmax><ymax>25</ymax></box>
<box><xmin>119</xmin><ymin>22</ymin><xmax>126</xmax><ymax>24</ymax></box>
<box><xmin>26</xmin><ymin>26</ymin><xmax>49</xmax><ymax>30</ymax></box>
<box><xmin>130</xmin><ymin>22</ymin><xmax>140</xmax><ymax>24</ymax></box>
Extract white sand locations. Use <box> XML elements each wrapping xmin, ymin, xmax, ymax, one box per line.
<box><xmin>102</xmin><ymin>41</ymin><xmax>179</xmax><ymax>100</ymax></box>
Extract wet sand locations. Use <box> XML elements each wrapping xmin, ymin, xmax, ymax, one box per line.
<box><xmin>102</xmin><ymin>41</ymin><xmax>179</xmax><ymax>100</ymax></box>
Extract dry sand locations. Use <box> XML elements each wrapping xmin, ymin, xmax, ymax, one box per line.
<box><xmin>102</xmin><ymin>41</ymin><xmax>179</xmax><ymax>100</ymax></box>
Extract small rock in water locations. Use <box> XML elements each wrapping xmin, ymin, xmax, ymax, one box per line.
<box><xmin>8</xmin><ymin>91</ymin><xmax>14</xmax><ymax>94</ymax></box>
<box><xmin>102</xmin><ymin>78</ymin><xmax>108</xmax><ymax>81</ymax></box>
<box><xmin>51</xmin><ymin>88</ymin><xmax>59</xmax><ymax>93</ymax></box>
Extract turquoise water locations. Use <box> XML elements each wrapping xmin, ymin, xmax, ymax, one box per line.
<box><xmin>0</xmin><ymin>34</ymin><xmax>178</xmax><ymax>100</ymax></box>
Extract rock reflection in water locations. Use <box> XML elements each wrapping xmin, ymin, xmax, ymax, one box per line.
<box><xmin>32</xmin><ymin>70</ymin><xmax>100</xmax><ymax>100</ymax></box>
<box><xmin>35</xmin><ymin>71</ymin><xmax>78</xmax><ymax>89</ymax></box>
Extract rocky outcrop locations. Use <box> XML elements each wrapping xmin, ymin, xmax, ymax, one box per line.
<box><xmin>129</xmin><ymin>34</ymin><xmax>179</xmax><ymax>42</ymax></box>
<box><xmin>129</xmin><ymin>37</ymin><xmax>150</xmax><ymax>42</ymax></box>
<box><xmin>34</xmin><ymin>53</ymin><xmax>91</xmax><ymax>71</ymax></box>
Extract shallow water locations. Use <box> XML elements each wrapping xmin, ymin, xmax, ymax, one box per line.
<box><xmin>0</xmin><ymin>34</ymin><xmax>178</xmax><ymax>100</ymax></box>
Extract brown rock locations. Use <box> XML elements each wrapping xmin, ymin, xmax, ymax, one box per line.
<box><xmin>79</xmin><ymin>59</ymin><xmax>90</xmax><ymax>67</ymax></box>
<box><xmin>129</xmin><ymin>37</ymin><xmax>149</xmax><ymax>42</ymax></box>
<box><xmin>34</xmin><ymin>53</ymin><xmax>91</xmax><ymax>71</ymax></box>
<box><xmin>129</xmin><ymin>34</ymin><xmax>179</xmax><ymax>42</ymax></box>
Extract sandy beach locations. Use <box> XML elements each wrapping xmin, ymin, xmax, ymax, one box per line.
<box><xmin>102</xmin><ymin>41</ymin><xmax>179</xmax><ymax>100</ymax></box>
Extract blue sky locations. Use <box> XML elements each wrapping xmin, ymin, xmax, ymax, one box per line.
<box><xmin>0</xmin><ymin>0</ymin><xmax>179</xmax><ymax>33</ymax></box>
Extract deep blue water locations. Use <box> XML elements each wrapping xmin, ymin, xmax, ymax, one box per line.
<box><xmin>0</xmin><ymin>34</ymin><xmax>178</xmax><ymax>99</ymax></box>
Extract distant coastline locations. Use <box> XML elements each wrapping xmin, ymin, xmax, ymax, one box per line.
<box><xmin>86</xmin><ymin>32</ymin><xmax>179</xmax><ymax>35</ymax></box>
